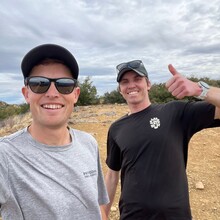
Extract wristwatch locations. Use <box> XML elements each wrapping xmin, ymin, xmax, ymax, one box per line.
<box><xmin>195</xmin><ymin>81</ymin><xmax>210</xmax><ymax>100</ymax></box>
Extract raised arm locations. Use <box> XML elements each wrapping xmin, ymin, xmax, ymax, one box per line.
<box><xmin>206</xmin><ymin>86</ymin><xmax>220</xmax><ymax>119</ymax></box>
<box><xmin>166</xmin><ymin>64</ymin><xmax>220</xmax><ymax>119</ymax></box>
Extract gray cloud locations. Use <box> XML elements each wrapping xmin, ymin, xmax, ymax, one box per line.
<box><xmin>0</xmin><ymin>0</ymin><xmax>220</xmax><ymax>104</ymax></box>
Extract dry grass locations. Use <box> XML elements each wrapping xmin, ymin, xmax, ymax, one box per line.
<box><xmin>0</xmin><ymin>104</ymin><xmax>219</xmax><ymax>220</ymax></box>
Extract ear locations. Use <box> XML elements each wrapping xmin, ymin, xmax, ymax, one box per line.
<box><xmin>73</xmin><ymin>87</ymin><xmax>80</xmax><ymax>104</ymax></box>
<box><xmin>22</xmin><ymin>86</ymin><xmax>31</xmax><ymax>104</ymax></box>
<box><xmin>147</xmin><ymin>80</ymin><xmax>151</xmax><ymax>91</ymax></box>
<box><xmin>117</xmin><ymin>85</ymin><xmax>122</xmax><ymax>94</ymax></box>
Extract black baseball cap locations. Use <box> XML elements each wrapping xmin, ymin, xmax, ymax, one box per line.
<box><xmin>116</xmin><ymin>60</ymin><xmax>148</xmax><ymax>82</ymax></box>
<box><xmin>21</xmin><ymin>44</ymin><xmax>79</xmax><ymax>79</ymax></box>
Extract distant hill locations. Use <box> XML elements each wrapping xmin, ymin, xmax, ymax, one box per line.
<box><xmin>0</xmin><ymin>101</ymin><xmax>19</xmax><ymax>108</ymax></box>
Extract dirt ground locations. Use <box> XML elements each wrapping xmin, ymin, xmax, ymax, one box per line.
<box><xmin>71</xmin><ymin>104</ymin><xmax>220</xmax><ymax>220</ymax></box>
<box><xmin>0</xmin><ymin>104</ymin><xmax>219</xmax><ymax>220</ymax></box>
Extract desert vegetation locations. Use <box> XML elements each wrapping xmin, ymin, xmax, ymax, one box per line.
<box><xmin>0</xmin><ymin>77</ymin><xmax>220</xmax><ymax>220</ymax></box>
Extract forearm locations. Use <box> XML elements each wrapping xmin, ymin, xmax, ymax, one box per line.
<box><xmin>205</xmin><ymin>86</ymin><xmax>220</xmax><ymax>119</ymax></box>
<box><xmin>103</xmin><ymin>169</ymin><xmax>120</xmax><ymax>217</ymax></box>
<box><xmin>100</xmin><ymin>205</ymin><xmax>108</xmax><ymax>220</ymax></box>
<box><xmin>206</xmin><ymin>86</ymin><xmax>220</xmax><ymax>107</ymax></box>
<box><xmin>104</xmin><ymin>181</ymin><xmax>118</xmax><ymax>215</ymax></box>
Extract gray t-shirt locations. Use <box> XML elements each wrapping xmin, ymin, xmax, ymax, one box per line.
<box><xmin>0</xmin><ymin>127</ymin><xmax>109</xmax><ymax>220</ymax></box>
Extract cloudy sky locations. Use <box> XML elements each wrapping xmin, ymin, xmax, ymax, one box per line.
<box><xmin>1</xmin><ymin>0</ymin><xmax>220</xmax><ymax>104</ymax></box>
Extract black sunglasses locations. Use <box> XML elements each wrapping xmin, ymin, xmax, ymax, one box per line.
<box><xmin>116</xmin><ymin>60</ymin><xmax>148</xmax><ymax>82</ymax></box>
<box><xmin>116</xmin><ymin>60</ymin><xmax>142</xmax><ymax>72</ymax></box>
<box><xmin>25</xmin><ymin>76</ymin><xmax>77</xmax><ymax>94</ymax></box>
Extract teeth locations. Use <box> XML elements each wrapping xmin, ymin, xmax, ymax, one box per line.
<box><xmin>42</xmin><ymin>104</ymin><xmax>62</xmax><ymax>109</ymax></box>
<box><xmin>128</xmin><ymin>91</ymin><xmax>138</xmax><ymax>95</ymax></box>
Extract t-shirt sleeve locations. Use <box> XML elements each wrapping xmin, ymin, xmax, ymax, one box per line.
<box><xmin>0</xmin><ymin>142</ymin><xmax>10</xmax><ymax>204</ymax></box>
<box><xmin>96</xmin><ymin>151</ymin><xmax>109</xmax><ymax>205</ymax></box>
<box><xmin>182</xmin><ymin>101</ymin><xmax>220</xmax><ymax>134</ymax></box>
<box><xmin>106</xmin><ymin>128</ymin><xmax>122</xmax><ymax>171</ymax></box>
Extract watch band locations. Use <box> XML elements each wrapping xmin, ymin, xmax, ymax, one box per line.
<box><xmin>195</xmin><ymin>81</ymin><xmax>210</xmax><ymax>100</ymax></box>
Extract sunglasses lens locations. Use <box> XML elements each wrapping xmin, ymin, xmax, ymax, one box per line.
<box><xmin>28</xmin><ymin>77</ymin><xmax>50</xmax><ymax>93</ymax></box>
<box><xmin>128</xmin><ymin>60</ymin><xmax>141</xmax><ymax>68</ymax></box>
<box><xmin>26</xmin><ymin>77</ymin><xmax>77</xmax><ymax>94</ymax></box>
<box><xmin>117</xmin><ymin>60</ymin><xmax>142</xmax><ymax>72</ymax></box>
<box><xmin>56</xmin><ymin>78</ymin><xmax>76</xmax><ymax>94</ymax></box>
<box><xmin>116</xmin><ymin>63</ymin><xmax>125</xmax><ymax>71</ymax></box>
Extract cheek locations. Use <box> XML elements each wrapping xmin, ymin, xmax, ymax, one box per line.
<box><xmin>25</xmin><ymin>92</ymin><xmax>41</xmax><ymax>105</ymax></box>
<box><xmin>119</xmin><ymin>85</ymin><xmax>126</xmax><ymax>94</ymax></box>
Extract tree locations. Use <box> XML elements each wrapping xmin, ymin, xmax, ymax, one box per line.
<box><xmin>149</xmin><ymin>83</ymin><xmax>174</xmax><ymax>103</ymax></box>
<box><xmin>77</xmin><ymin>77</ymin><xmax>99</xmax><ymax>106</ymax></box>
<box><xmin>101</xmin><ymin>90</ymin><xmax>125</xmax><ymax>104</ymax></box>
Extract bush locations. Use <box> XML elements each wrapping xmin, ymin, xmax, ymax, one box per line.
<box><xmin>0</xmin><ymin>103</ymin><xmax>29</xmax><ymax>121</ymax></box>
<box><xmin>77</xmin><ymin>77</ymin><xmax>99</xmax><ymax>106</ymax></box>
<box><xmin>101</xmin><ymin>90</ymin><xmax>125</xmax><ymax>104</ymax></box>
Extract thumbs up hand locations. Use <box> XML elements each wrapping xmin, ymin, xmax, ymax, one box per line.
<box><xmin>165</xmin><ymin>64</ymin><xmax>201</xmax><ymax>99</ymax></box>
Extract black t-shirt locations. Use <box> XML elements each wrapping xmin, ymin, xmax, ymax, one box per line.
<box><xmin>106</xmin><ymin>101</ymin><xmax>220</xmax><ymax>220</ymax></box>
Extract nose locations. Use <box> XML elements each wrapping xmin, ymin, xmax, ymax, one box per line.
<box><xmin>45</xmin><ymin>82</ymin><xmax>60</xmax><ymax>97</ymax></box>
<box><xmin>127</xmin><ymin>80</ymin><xmax>136</xmax><ymax>88</ymax></box>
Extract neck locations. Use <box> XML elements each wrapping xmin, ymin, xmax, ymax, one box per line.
<box><xmin>28</xmin><ymin>124</ymin><xmax>71</xmax><ymax>146</ymax></box>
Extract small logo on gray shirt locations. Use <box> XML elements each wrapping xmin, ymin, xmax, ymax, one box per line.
<box><xmin>83</xmin><ymin>170</ymin><xmax>97</xmax><ymax>178</ymax></box>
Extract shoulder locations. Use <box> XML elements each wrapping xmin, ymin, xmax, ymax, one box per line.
<box><xmin>162</xmin><ymin>100</ymin><xmax>187</xmax><ymax>109</ymax></box>
<box><xmin>0</xmin><ymin>128</ymin><xmax>27</xmax><ymax>143</ymax></box>
<box><xmin>157</xmin><ymin>100</ymin><xmax>201</xmax><ymax>113</ymax></box>
<box><xmin>69</xmin><ymin>128</ymin><xmax>98</xmax><ymax>145</ymax></box>
<box><xmin>163</xmin><ymin>100</ymin><xmax>214</xmax><ymax>109</ymax></box>
<box><xmin>156</xmin><ymin>100</ymin><xmax>215</xmax><ymax>117</ymax></box>
<box><xmin>0</xmin><ymin>128</ymin><xmax>27</xmax><ymax>155</ymax></box>
<box><xmin>70</xmin><ymin>128</ymin><xmax>95</xmax><ymax>138</ymax></box>
<box><xmin>109</xmin><ymin>113</ymin><xmax>129</xmax><ymax>128</ymax></box>
<box><xmin>69</xmin><ymin>128</ymin><xmax>100</xmax><ymax>157</ymax></box>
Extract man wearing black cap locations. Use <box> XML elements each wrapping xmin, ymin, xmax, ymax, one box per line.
<box><xmin>0</xmin><ymin>44</ymin><xmax>109</xmax><ymax>220</ymax></box>
<box><xmin>103</xmin><ymin>60</ymin><xmax>220</xmax><ymax>219</ymax></box>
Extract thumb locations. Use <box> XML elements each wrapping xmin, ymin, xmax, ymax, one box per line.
<box><xmin>168</xmin><ymin>64</ymin><xmax>179</xmax><ymax>76</ymax></box>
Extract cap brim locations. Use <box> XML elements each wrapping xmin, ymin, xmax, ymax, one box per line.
<box><xmin>21</xmin><ymin>44</ymin><xmax>79</xmax><ymax>79</ymax></box>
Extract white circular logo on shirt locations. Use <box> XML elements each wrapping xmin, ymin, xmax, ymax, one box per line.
<box><xmin>150</xmin><ymin>117</ymin><xmax>160</xmax><ymax>129</ymax></box>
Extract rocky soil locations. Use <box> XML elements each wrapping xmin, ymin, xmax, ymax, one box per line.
<box><xmin>72</xmin><ymin>104</ymin><xmax>220</xmax><ymax>220</ymax></box>
<box><xmin>0</xmin><ymin>104</ymin><xmax>219</xmax><ymax>220</ymax></box>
